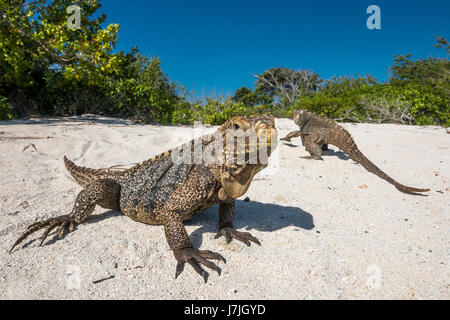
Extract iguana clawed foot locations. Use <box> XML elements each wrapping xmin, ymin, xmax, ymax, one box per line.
<box><xmin>214</xmin><ymin>227</ymin><xmax>261</xmax><ymax>246</ymax></box>
<box><xmin>10</xmin><ymin>214</ymin><xmax>77</xmax><ymax>253</ymax></box>
<box><xmin>173</xmin><ymin>247</ymin><xmax>226</xmax><ymax>283</ymax></box>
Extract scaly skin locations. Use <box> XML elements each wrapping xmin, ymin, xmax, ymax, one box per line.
<box><xmin>281</xmin><ymin>110</ymin><xmax>429</xmax><ymax>195</ymax></box>
<box><xmin>10</xmin><ymin>115</ymin><xmax>278</xmax><ymax>282</ymax></box>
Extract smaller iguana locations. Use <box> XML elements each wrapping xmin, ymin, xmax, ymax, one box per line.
<box><xmin>281</xmin><ymin>110</ymin><xmax>429</xmax><ymax>195</ymax></box>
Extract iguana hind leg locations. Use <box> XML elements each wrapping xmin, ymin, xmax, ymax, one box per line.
<box><xmin>214</xmin><ymin>200</ymin><xmax>261</xmax><ymax>246</ymax></box>
<box><xmin>10</xmin><ymin>178</ymin><xmax>120</xmax><ymax>252</ymax></box>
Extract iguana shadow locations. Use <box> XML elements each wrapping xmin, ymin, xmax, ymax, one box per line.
<box><xmin>21</xmin><ymin>210</ymin><xmax>123</xmax><ymax>247</ymax></box>
<box><xmin>22</xmin><ymin>201</ymin><xmax>313</xmax><ymax>249</ymax></box>
<box><xmin>281</xmin><ymin>142</ymin><xmax>350</xmax><ymax>160</ymax></box>
<box><xmin>322</xmin><ymin>148</ymin><xmax>350</xmax><ymax>160</ymax></box>
<box><xmin>185</xmin><ymin>200</ymin><xmax>314</xmax><ymax>248</ymax></box>
<box><xmin>85</xmin><ymin>210</ymin><xmax>123</xmax><ymax>223</ymax></box>
<box><xmin>281</xmin><ymin>142</ymin><xmax>300</xmax><ymax>148</ymax></box>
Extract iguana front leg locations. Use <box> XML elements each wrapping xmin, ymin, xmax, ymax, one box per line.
<box><xmin>300</xmin><ymin>133</ymin><xmax>306</xmax><ymax>146</ymax></box>
<box><xmin>280</xmin><ymin>130</ymin><xmax>302</xmax><ymax>142</ymax></box>
<box><xmin>10</xmin><ymin>178</ymin><xmax>120</xmax><ymax>252</ymax></box>
<box><xmin>302</xmin><ymin>135</ymin><xmax>324</xmax><ymax>160</ymax></box>
<box><xmin>214</xmin><ymin>200</ymin><xmax>261</xmax><ymax>246</ymax></box>
<box><xmin>163</xmin><ymin>211</ymin><xmax>225</xmax><ymax>283</ymax></box>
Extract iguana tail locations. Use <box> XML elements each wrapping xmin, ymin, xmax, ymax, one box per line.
<box><xmin>326</xmin><ymin>128</ymin><xmax>429</xmax><ymax>195</ymax></box>
<box><xmin>64</xmin><ymin>156</ymin><xmax>121</xmax><ymax>187</ymax></box>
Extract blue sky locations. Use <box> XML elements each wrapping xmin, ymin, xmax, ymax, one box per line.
<box><xmin>100</xmin><ymin>0</ymin><xmax>450</xmax><ymax>98</ymax></box>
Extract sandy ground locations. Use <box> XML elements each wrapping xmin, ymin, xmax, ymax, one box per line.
<box><xmin>0</xmin><ymin>115</ymin><xmax>448</xmax><ymax>300</ymax></box>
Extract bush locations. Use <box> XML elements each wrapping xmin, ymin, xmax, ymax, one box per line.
<box><xmin>171</xmin><ymin>97</ymin><xmax>285</xmax><ymax>125</ymax></box>
<box><xmin>291</xmin><ymin>82</ymin><xmax>448</xmax><ymax>126</ymax></box>
<box><xmin>0</xmin><ymin>96</ymin><xmax>15</xmax><ymax>120</ymax></box>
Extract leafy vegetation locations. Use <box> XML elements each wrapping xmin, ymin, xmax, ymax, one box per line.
<box><xmin>0</xmin><ymin>95</ymin><xmax>14</xmax><ymax>120</ymax></box>
<box><xmin>0</xmin><ymin>0</ymin><xmax>183</xmax><ymax>123</ymax></box>
<box><xmin>1</xmin><ymin>1</ymin><xmax>448</xmax><ymax>126</ymax></box>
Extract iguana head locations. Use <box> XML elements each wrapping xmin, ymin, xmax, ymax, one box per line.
<box><xmin>207</xmin><ymin>115</ymin><xmax>278</xmax><ymax>200</ymax></box>
<box><xmin>218</xmin><ymin>114</ymin><xmax>278</xmax><ymax>165</ymax></box>
<box><xmin>292</xmin><ymin>109</ymin><xmax>311</xmax><ymax>126</ymax></box>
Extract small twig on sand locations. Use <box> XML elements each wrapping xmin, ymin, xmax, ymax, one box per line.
<box><xmin>22</xmin><ymin>143</ymin><xmax>37</xmax><ymax>152</ymax></box>
<box><xmin>0</xmin><ymin>136</ymin><xmax>53</xmax><ymax>140</ymax></box>
<box><xmin>92</xmin><ymin>275</ymin><xmax>115</xmax><ymax>284</ymax></box>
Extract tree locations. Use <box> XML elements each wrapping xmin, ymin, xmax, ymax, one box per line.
<box><xmin>390</xmin><ymin>37</ymin><xmax>449</xmax><ymax>90</ymax></box>
<box><xmin>254</xmin><ymin>67</ymin><xmax>322</xmax><ymax>105</ymax></box>
<box><xmin>231</xmin><ymin>86</ymin><xmax>273</xmax><ymax>107</ymax></box>
<box><xmin>389</xmin><ymin>37</ymin><xmax>449</xmax><ymax>122</ymax></box>
<box><xmin>110</xmin><ymin>53</ymin><xmax>183</xmax><ymax>123</ymax></box>
<box><xmin>0</xmin><ymin>0</ymin><xmax>184</xmax><ymax>123</ymax></box>
<box><xmin>434</xmin><ymin>36</ymin><xmax>450</xmax><ymax>55</ymax></box>
<box><xmin>0</xmin><ymin>0</ymin><xmax>121</xmax><ymax>115</ymax></box>
<box><xmin>232</xmin><ymin>86</ymin><xmax>252</xmax><ymax>102</ymax></box>
<box><xmin>320</xmin><ymin>75</ymin><xmax>378</xmax><ymax>96</ymax></box>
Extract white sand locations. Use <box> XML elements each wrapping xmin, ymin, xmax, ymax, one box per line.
<box><xmin>0</xmin><ymin>116</ymin><xmax>448</xmax><ymax>299</ymax></box>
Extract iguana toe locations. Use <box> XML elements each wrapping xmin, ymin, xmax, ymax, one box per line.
<box><xmin>173</xmin><ymin>247</ymin><xmax>225</xmax><ymax>283</ymax></box>
<box><xmin>214</xmin><ymin>227</ymin><xmax>261</xmax><ymax>246</ymax></box>
<box><xmin>10</xmin><ymin>215</ymin><xmax>76</xmax><ymax>253</ymax></box>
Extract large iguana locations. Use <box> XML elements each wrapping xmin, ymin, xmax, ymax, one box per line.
<box><xmin>281</xmin><ymin>110</ymin><xmax>429</xmax><ymax>195</ymax></box>
<box><xmin>10</xmin><ymin>115</ymin><xmax>278</xmax><ymax>282</ymax></box>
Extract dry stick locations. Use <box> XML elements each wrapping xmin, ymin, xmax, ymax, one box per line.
<box><xmin>92</xmin><ymin>275</ymin><xmax>115</xmax><ymax>284</ymax></box>
<box><xmin>22</xmin><ymin>143</ymin><xmax>37</xmax><ymax>152</ymax></box>
<box><xmin>0</xmin><ymin>136</ymin><xmax>53</xmax><ymax>140</ymax></box>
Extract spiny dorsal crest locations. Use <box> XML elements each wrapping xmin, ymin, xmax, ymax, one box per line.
<box><xmin>296</xmin><ymin>109</ymin><xmax>340</xmax><ymax>128</ymax></box>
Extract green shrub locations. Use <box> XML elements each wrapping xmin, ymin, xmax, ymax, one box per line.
<box><xmin>0</xmin><ymin>96</ymin><xmax>15</xmax><ymax>120</ymax></box>
<box><xmin>291</xmin><ymin>83</ymin><xmax>449</xmax><ymax>126</ymax></box>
